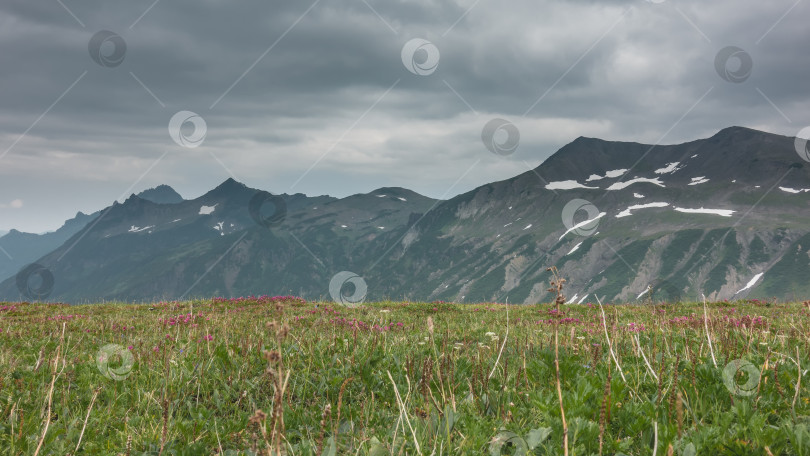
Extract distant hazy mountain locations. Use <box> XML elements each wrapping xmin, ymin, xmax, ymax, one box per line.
<box><xmin>0</xmin><ymin>185</ymin><xmax>185</xmax><ymax>283</ymax></box>
<box><xmin>2</xmin><ymin>127</ymin><xmax>810</xmax><ymax>303</ymax></box>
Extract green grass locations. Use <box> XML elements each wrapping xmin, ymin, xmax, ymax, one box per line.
<box><xmin>1</xmin><ymin>297</ymin><xmax>809</xmax><ymax>455</ymax></box>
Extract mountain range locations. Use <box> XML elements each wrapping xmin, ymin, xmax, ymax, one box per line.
<box><xmin>0</xmin><ymin>185</ymin><xmax>183</xmax><ymax>289</ymax></box>
<box><xmin>2</xmin><ymin>126</ymin><xmax>810</xmax><ymax>303</ymax></box>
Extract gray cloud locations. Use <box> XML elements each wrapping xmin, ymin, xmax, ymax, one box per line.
<box><xmin>0</xmin><ymin>0</ymin><xmax>807</xmax><ymax>232</ymax></box>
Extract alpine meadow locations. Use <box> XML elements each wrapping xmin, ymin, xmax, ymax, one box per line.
<box><xmin>1</xmin><ymin>0</ymin><xmax>810</xmax><ymax>454</ymax></box>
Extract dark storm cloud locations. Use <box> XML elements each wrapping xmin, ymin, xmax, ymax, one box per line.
<box><xmin>0</xmin><ymin>0</ymin><xmax>807</xmax><ymax>232</ymax></box>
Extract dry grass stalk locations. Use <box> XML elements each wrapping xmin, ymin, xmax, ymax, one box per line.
<box><xmin>33</xmin><ymin>322</ymin><xmax>66</xmax><ymax>456</ymax></box>
<box><xmin>547</xmin><ymin>266</ymin><xmax>567</xmax><ymax>311</ymax></box>
<box><xmin>334</xmin><ymin>377</ymin><xmax>354</xmax><ymax>443</ymax></box>
<box><xmin>598</xmin><ymin>362</ymin><xmax>612</xmax><ymax>456</ymax></box>
<box><xmin>74</xmin><ymin>386</ymin><xmax>101</xmax><ymax>454</ymax></box>
<box><xmin>317</xmin><ymin>403</ymin><xmax>331</xmax><ymax>454</ymax></box>
<box><xmin>554</xmin><ymin>325</ymin><xmax>569</xmax><ymax>456</ymax></box>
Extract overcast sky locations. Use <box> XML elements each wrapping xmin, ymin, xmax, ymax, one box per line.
<box><xmin>0</xmin><ymin>0</ymin><xmax>807</xmax><ymax>233</ymax></box>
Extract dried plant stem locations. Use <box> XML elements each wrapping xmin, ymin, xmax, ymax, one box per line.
<box><xmin>676</xmin><ymin>391</ymin><xmax>684</xmax><ymax>438</ymax></box>
<box><xmin>159</xmin><ymin>398</ymin><xmax>169</xmax><ymax>455</ymax></box>
<box><xmin>792</xmin><ymin>346</ymin><xmax>801</xmax><ymax>418</ymax></box>
<box><xmin>33</xmin><ymin>323</ymin><xmax>65</xmax><ymax>456</ymax></box>
<box><xmin>317</xmin><ymin>404</ymin><xmax>331</xmax><ymax>455</ymax></box>
<box><xmin>596</xmin><ymin>296</ymin><xmax>626</xmax><ymax>383</ymax></box>
<box><xmin>334</xmin><ymin>377</ymin><xmax>353</xmax><ymax>440</ymax></box>
<box><xmin>554</xmin><ymin>325</ymin><xmax>569</xmax><ymax>456</ymax></box>
<box><xmin>702</xmin><ymin>295</ymin><xmax>717</xmax><ymax>368</ymax></box>
<box><xmin>214</xmin><ymin>419</ymin><xmax>223</xmax><ymax>455</ymax></box>
<box><xmin>598</xmin><ymin>362</ymin><xmax>612</xmax><ymax>456</ymax></box>
<box><xmin>387</xmin><ymin>370</ymin><xmax>422</xmax><ymax>456</ymax></box>
<box><xmin>636</xmin><ymin>334</ymin><xmax>658</xmax><ymax>381</ymax></box>
<box><xmin>488</xmin><ymin>301</ymin><xmax>509</xmax><ymax>379</ymax></box>
<box><xmin>74</xmin><ymin>387</ymin><xmax>101</xmax><ymax>454</ymax></box>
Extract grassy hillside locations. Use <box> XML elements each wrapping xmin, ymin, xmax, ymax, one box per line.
<box><xmin>0</xmin><ymin>297</ymin><xmax>808</xmax><ymax>454</ymax></box>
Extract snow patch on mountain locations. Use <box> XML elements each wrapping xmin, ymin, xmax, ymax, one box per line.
<box><xmin>634</xmin><ymin>193</ymin><xmax>645</xmax><ymax>199</ymax></box>
<box><xmin>199</xmin><ymin>204</ymin><xmax>217</xmax><ymax>215</ymax></box>
<box><xmin>567</xmin><ymin>241</ymin><xmax>583</xmax><ymax>255</ymax></box>
<box><xmin>606</xmin><ymin>177</ymin><xmax>665</xmax><ymax>191</ymax></box>
<box><xmin>585</xmin><ymin>169</ymin><xmax>628</xmax><ymax>181</ymax></box>
<box><xmin>655</xmin><ymin>162</ymin><xmax>684</xmax><ymax>174</ymax></box>
<box><xmin>546</xmin><ymin>180</ymin><xmax>598</xmax><ymax>190</ymax></box>
<box><xmin>779</xmin><ymin>187</ymin><xmax>810</xmax><ymax>194</ymax></box>
<box><xmin>559</xmin><ymin>212</ymin><xmax>606</xmax><ymax>240</ymax></box>
<box><xmin>736</xmin><ymin>272</ymin><xmax>764</xmax><ymax>294</ymax></box>
<box><xmin>674</xmin><ymin>207</ymin><xmax>735</xmax><ymax>217</ymax></box>
<box><xmin>637</xmin><ymin>287</ymin><xmax>651</xmax><ymax>299</ymax></box>
<box><xmin>129</xmin><ymin>225</ymin><xmax>154</xmax><ymax>233</ymax></box>
<box><xmin>523</xmin><ymin>224</ymin><xmax>532</xmax><ymax>230</ymax></box>
<box><xmin>688</xmin><ymin>177</ymin><xmax>709</xmax><ymax>185</ymax></box>
<box><xmin>616</xmin><ymin>202</ymin><xmax>669</xmax><ymax>218</ymax></box>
